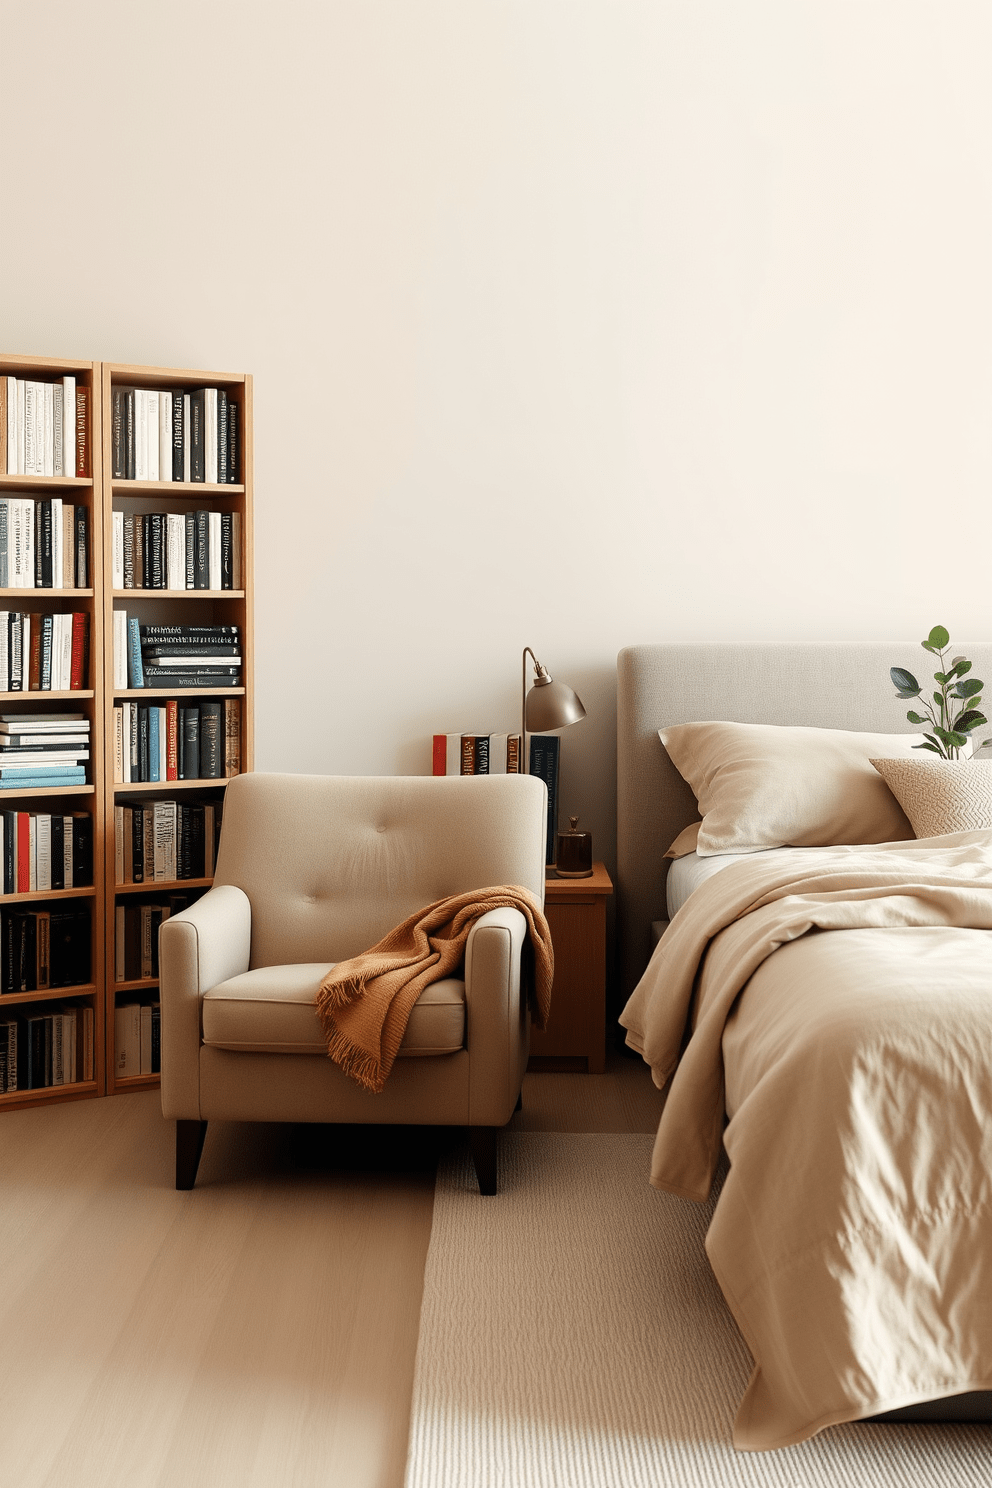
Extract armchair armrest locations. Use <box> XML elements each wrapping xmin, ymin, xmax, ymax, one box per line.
<box><xmin>159</xmin><ymin>884</ymin><xmax>252</xmax><ymax>1121</ymax></box>
<box><xmin>464</xmin><ymin>906</ymin><xmax>529</xmax><ymax>1124</ymax></box>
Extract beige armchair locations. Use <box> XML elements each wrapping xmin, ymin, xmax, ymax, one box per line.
<box><xmin>159</xmin><ymin>771</ymin><xmax>548</xmax><ymax>1194</ymax></box>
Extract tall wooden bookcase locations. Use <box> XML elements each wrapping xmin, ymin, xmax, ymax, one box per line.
<box><xmin>0</xmin><ymin>353</ymin><xmax>106</xmax><ymax>1109</ymax></box>
<box><xmin>100</xmin><ymin>363</ymin><xmax>253</xmax><ymax>1096</ymax></box>
<box><xmin>0</xmin><ymin>355</ymin><xmax>252</xmax><ymax>1109</ymax></box>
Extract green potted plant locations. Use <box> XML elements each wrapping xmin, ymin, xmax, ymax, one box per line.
<box><xmin>891</xmin><ymin>626</ymin><xmax>988</xmax><ymax>760</ymax></box>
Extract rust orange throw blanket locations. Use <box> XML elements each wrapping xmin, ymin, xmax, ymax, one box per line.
<box><xmin>315</xmin><ymin>885</ymin><xmax>553</xmax><ymax>1093</ymax></box>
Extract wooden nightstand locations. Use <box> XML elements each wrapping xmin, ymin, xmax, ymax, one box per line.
<box><xmin>528</xmin><ymin>862</ymin><xmax>613</xmax><ymax>1074</ymax></box>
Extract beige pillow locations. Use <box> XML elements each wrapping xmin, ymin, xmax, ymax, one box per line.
<box><xmin>659</xmin><ymin>721</ymin><xmax>923</xmax><ymax>857</ymax></box>
<box><xmin>869</xmin><ymin>757</ymin><xmax>992</xmax><ymax>838</ymax></box>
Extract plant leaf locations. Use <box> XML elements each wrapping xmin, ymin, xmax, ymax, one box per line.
<box><xmin>955</xmin><ymin>710</ymin><xmax>987</xmax><ymax>732</ymax></box>
<box><xmin>906</xmin><ymin>710</ymin><xmax>926</xmax><ymax>724</ymax></box>
<box><xmin>948</xmin><ymin>731</ymin><xmax>969</xmax><ymax>747</ymax></box>
<box><xmin>914</xmin><ymin>740</ymin><xmax>944</xmax><ymax>755</ymax></box>
<box><xmin>928</xmin><ymin>625</ymin><xmax>950</xmax><ymax>649</ymax></box>
<box><xmin>932</xmin><ymin>726</ymin><xmax>954</xmax><ymax>744</ymax></box>
<box><xmin>954</xmin><ymin>677</ymin><xmax>984</xmax><ymax>698</ymax></box>
<box><xmin>890</xmin><ymin>667</ymin><xmax>920</xmax><ymax>695</ymax></box>
<box><xmin>950</xmin><ymin>658</ymin><xmax>973</xmax><ymax>678</ymax></box>
<box><xmin>934</xmin><ymin>671</ymin><xmax>950</xmax><ymax>684</ymax></box>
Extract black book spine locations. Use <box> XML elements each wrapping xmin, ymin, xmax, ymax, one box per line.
<box><xmin>148</xmin><ymin>514</ymin><xmax>164</xmax><ymax>589</ymax></box>
<box><xmin>138</xmin><ymin>625</ymin><xmax>239</xmax><ymax>641</ymax></box>
<box><xmin>227</xmin><ymin>401</ymin><xmax>239</xmax><ymax>484</ymax></box>
<box><xmin>141</xmin><ymin>671</ymin><xmax>240</xmax><ymax>688</ymax></box>
<box><xmin>132</xmin><ymin>806</ymin><xmax>144</xmax><ymax>883</ymax></box>
<box><xmin>50</xmin><ymin>816</ymin><xmax>64</xmax><ymax>891</ymax></box>
<box><xmin>172</xmin><ymin>388</ymin><xmax>184</xmax><ymax>481</ymax></box>
<box><xmin>193</xmin><ymin>510</ymin><xmax>209</xmax><ymax>589</ymax></box>
<box><xmin>122</xmin><ymin>514</ymin><xmax>134</xmax><ymax>589</ymax></box>
<box><xmin>2</xmin><ymin>812</ymin><xmax>14</xmax><ymax>895</ymax></box>
<box><xmin>220</xmin><ymin>513</ymin><xmax>233</xmax><ymax>589</ymax></box>
<box><xmin>28</xmin><ymin>1014</ymin><xmax>45</xmax><ymax>1087</ymax></box>
<box><xmin>20</xmin><ymin>914</ymin><xmax>37</xmax><ymax>993</ymax></box>
<box><xmin>75</xmin><ymin>505</ymin><xmax>88</xmax><ymax>589</ymax></box>
<box><xmin>217</xmin><ymin>391</ymin><xmax>229</xmax><ymax>485</ymax></box>
<box><xmin>124</xmin><ymin>388</ymin><xmax>136</xmax><ymax>480</ymax></box>
<box><xmin>40</xmin><ymin>614</ymin><xmax>53</xmax><ymax>691</ymax></box>
<box><xmin>151</xmin><ymin>1005</ymin><xmax>161</xmax><ymax>1074</ymax></box>
<box><xmin>139</xmin><ymin>708</ymin><xmax>149</xmax><ymax>783</ymax></box>
<box><xmin>474</xmin><ymin>736</ymin><xmax>490</xmax><ymax>774</ymax></box>
<box><xmin>199</xmin><ymin>704</ymin><xmax>222</xmax><ymax>778</ymax></box>
<box><xmin>177</xmin><ymin>708</ymin><xmax>186</xmax><ymax>779</ymax></box>
<box><xmin>527</xmin><ymin>734</ymin><xmax>560</xmax><ymax>866</ymax></box>
<box><xmin>178</xmin><ymin>804</ymin><xmax>192</xmax><ymax>879</ymax></box>
<box><xmin>189</xmin><ymin>804</ymin><xmax>205</xmax><ymax>877</ymax></box>
<box><xmin>112</xmin><ymin>387</ymin><xmax>125</xmax><ymax>479</ymax></box>
<box><xmin>38</xmin><ymin>501</ymin><xmax>52</xmax><ymax>588</ymax></box>
<box><xmin>143</xmin><ymin>641</ymin><xmax>240</xmax><ymax>657</ymax></box>
<box><xmin>73</xmin><ymin>813</ymin><xmax>92</xmax><ymax>886</ymax></box>
<box><xmin>9</xmin><ymin>613</ymin><xmax>22</xmax><ymax>692</ymax></box>
<box><xmin>183</xmin><ymin>709</ymin><xmax>200</xmax><ymax>779</ymax></box>
<box><xmin>184</xmin><ymin>513</ymin><xmax>195</xmax><ymax>589</ymax></box>
<box><xmin>190</xmin><ymin>390</ymin><xmax>205</xmax><ymax>482</ymax></box>
<box><xmin>2</xmin><ymin>911</ymin><xmax>14</xmax><ymax>994</ymax></box>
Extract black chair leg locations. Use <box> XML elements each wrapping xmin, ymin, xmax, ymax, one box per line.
<box><xmin>176</xmin><ymin>1120</ymin><xmax>208</xmax><ymax>1190</ymax></box>
<box><xmin>514</xmin><ymin>1089</ymin><xmax>523</xmax><ymax>1112</ymax></box>
<box><xmin>468</xmin><ymin>1126</ymin><xmax>498</xmax><ymax>1195</ymax></box>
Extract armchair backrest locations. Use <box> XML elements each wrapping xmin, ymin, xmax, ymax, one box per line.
<box><xmin>213</xmin><ymin>772</ymin><xmax>548</xmax><ymax>968</ymax></box>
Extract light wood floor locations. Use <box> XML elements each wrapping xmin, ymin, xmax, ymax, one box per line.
<box><xmin>0</xmin><ymin>1055</ymin><xmax>665</xmax><ymax>1488</ymax></box>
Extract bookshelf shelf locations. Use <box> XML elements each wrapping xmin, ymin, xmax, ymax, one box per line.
<box><xmin>0</xmin><ymin>886</ymin><xmax>95</xmax><ymax>904</ymax></box>
<box><xmin>0</xmin><ymin>785</ymin><xmax>94</xmax><ymax>800</ymax></box>
<box><xmin>0</xmin><ymin>590</ymin><xmax>94</xmax><ymax>601</ymax></box>
<box><xmin>102</xmin><ymin>361</ymin><xmax>252</xmax><ymax>1094</ymax></box>
<box><xmin>1</xmin><ymin>983</ymin><xmax>97</xmax><ymax>1007</ymax></box>
<box><xmin>0</xmin><ymin>474</ymin><xmax>94</xmax><ymax>491</ymax></box>
<box><xmin>0</xmin><ymin>688</ymin><xmax>94</xmax><ymax>698</ymax></box>
<box><xmin>0</xmin><ymin>1079</ymin><xmax>98</xmax><ymax>1110</ymax></box>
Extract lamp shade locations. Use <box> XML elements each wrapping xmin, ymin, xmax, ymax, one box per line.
<box><xmin>525</xmin><ymin>677</ymin><xmax>587</xmax><ymax>733</ymax></box>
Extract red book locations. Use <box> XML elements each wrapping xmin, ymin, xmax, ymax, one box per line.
<box><xmin>432</xmin><ymin>735</ymin><xmax>446</xmax><ymax>777</ymax></box>
<box><xmin>16</xmin><ymin>812</ymin><xmax>30</xmax><ymax>893</ymax></box>
<box><xmin>75</xmin><ymin>387</ymin><xmax>90</xmax><ymax>477</ymax></box>
<box><xmin>166</xmin><ymin>700</ymin><xmax>179</xmax><ymax>780</ymax></box>
<box><xmin>69</xmin><ymin>612</ymin><xmax>88</xmax><ymax>690</ymax></box>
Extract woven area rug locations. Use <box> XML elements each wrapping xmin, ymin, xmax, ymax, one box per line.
<box><xmin>404</xmin><ymin>1132</ymin><xmax>992</xmax><ymax>1487</ymax></box>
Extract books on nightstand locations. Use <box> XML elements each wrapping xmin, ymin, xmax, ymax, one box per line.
<box><xmin>432</xmin><ymin>733</ymin><xmax>522</xmax><ymax>776</ymax></box>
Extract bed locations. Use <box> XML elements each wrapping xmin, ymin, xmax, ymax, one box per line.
<box><xmin>616</xmin><ymin>642</ymin><xmax>992</xmax><ymax>1449</ymax></box>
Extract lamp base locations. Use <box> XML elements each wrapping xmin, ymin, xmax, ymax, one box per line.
<box><xmin>553</xmin><ymin>866</ymin><xmax>594</xmax><ymax>879</ymax></box>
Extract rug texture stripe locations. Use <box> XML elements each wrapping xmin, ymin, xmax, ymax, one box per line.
<box><xmin>404</xmin><ymin>1133</ymin><xmax>992</xmax><ymax>1487</ymax></box>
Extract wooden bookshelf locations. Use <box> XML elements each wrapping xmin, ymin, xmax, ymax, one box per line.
<box><xmin>101</xmin><ymin>363</ymin><xmax>253</xmax><ymax>1094</ymax></box>
<box><xmin>0</xmin><ymin>352</ymin><xmax>105</xmax><ymax>1109</ymax></box>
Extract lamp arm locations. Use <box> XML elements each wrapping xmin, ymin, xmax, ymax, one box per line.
<box><xmin>521</xmin><ymin>646</ymin><xmax>538</xmax><ymax>748</ymax></box>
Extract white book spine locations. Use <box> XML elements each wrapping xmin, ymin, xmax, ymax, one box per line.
<box><xmin>36</xmin><ymin>815</ymin><xmax>51</xmax><ymax>891</ymax></box>
<box><xmin>113</xmin><ymin>609</ymin><xmax>127</xmax><ymax>690</ymax></box>
<box><xmin>159</xmin><ymin>392</ymin><xmax>172</xmax><ymax>480</ymax></box>
<box><xmin>28</xmin><ymin>815</ymin><xmax>36</xmax><ymax>890</ymax></box>
<box><xmin>113</xmin><ymin>706</ymin><xmax>123</xmax><ymax>783</ymax></box>
<box><xmin>52</xmin><ymin>1012</ymin><xmax>64</xmax><ymax>1086</ymax></box>
<box><xmin>167</xmin><ymin>512</ymin><xmax>185</xmax><ymax>590</ymax></box>
<box><xmin>15</xmin><ymin>380</ymin><xmax>25</xmax><ymax>475</ymax></box>
<box><xmin>5</xmin><ymin>379</ymin><xmax>17</xmax><ymax>475</ymax></box>
<box><xmin>489</xmin><ymin>734</ymin><xmax>508</xmax><ymax>774</ymax></box>
<box><xmin>0</xmin><ymin>612</ymin><xmax>8</xmax><ymax>693</ymax></box>
<box><xmin>146</xmin><ymin>391</ymin><xmax>159</xmax><ymax>482</ymax></box>
<box><xmin>21</xmin><ymin>499</ymin><xmax>34</xmax><ymax>589</ymax></box>
<box><xmin>23</xmin><ymin>382</ymin><xmax>37</xmax><ymax>475</ymax></box>
<box><xmin>232</xmin><ymin>511</ymin><xmax>242</xmax><ymax>590</ymax></box>
<box><xmin>140</xmin><ymin>1004</ymin><xmax>152</xmax><ymax>1074</ymax></box>
<box><xmin>62</xmin><ymin>377</ymin><xmax>75</xmax><ymax>479</ymax></box>
<box><xmin>64</xmin><ymin>1010</ymin><xmax>77</xmax><ymax>1084</ymax></box>
<box><xmin>446</xmin><ymin>732</ymin><xmax>461</xmax><ymax>775</ymax></box>
<box><xmin>64</xmin><ymin>815</ymin><xmax>73</xmax><ymax>888</ymax></box>
<box><xmin>135</xmin><ymin>390</ymin><xmax>147</xmax><ymax>481</ymax></box>
<box><xmin>53</xmin><ymin>384</ymin><xmax>64</xmax><ymax>477</ymax></box>
<box><xmin>183</xmin><ymin>393</ymin><xmax>191</xmax><ymax>482</ymax></box>
<box><xmin>59</xmin><ymin>614</ymin><xmax>72</xmax><ymax>692</ymax></box>
<box><xmin>122</xmin><ymin>702</ymin><xmax>131</xmax><ymax>783</ymax></box>
<box><xmin>208</xmin><ymin>511</ymin><xmax>222</xmax><ymax>590</ymax></box>
<box><xmin>112</xmin><ymin>511</ymin><xmax>125</xmax><ymax>588</ymax></box>
<box><xmin>62</xmin><ymin>504</ymin><xmax>74</xmax><ymax>588</ymax></box>
<box><xmin>20</xmin><ymin>616</ymin><xmax>29</xmax><ymax>685</ymax></box>
<box><xmin>204</xmin><ymin>388</ymin><xmax>218</xmax><ymax>483</ymax></box>
<box><xmin>43</xmin><ymin>383</ymin><xmax>54</xmax><ymax>477</ymax></box>
<box><xmin>51</xmin><ymin>497</ymin><xmax>63</xmax><ymax>589</ymax></box>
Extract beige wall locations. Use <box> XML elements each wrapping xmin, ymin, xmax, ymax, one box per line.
<box><xmin>3</xmin><ymin>1</ymin><xmax>992</xmax><ymax>879</ymax></box>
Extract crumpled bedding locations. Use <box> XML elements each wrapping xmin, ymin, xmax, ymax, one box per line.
<box><xmin>620</xmin><ymin>830</ymin><xmax>992</xmax><ymax>1449</ymax></box>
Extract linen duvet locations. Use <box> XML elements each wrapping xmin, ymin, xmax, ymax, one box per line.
<box><xmin>620</xmin><ymin>831</ymin><xmax>992</xmax><ymax>1449</ymax></box>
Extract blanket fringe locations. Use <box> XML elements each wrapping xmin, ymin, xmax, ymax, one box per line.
<box><xmin>322</xmin><ymin>1026</ymin><xmax>386</xmax><ymax>1094</ymax></box>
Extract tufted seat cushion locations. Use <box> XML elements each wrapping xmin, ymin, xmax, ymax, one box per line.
<box><xmin>201</xmin><ymin>962</ymin><xmax>466</xmax><ymax>1057</ymax></box>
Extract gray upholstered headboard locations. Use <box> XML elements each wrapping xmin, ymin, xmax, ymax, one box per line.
<box><xmin>616</xmin><ymin>642</ymin><xmax>992</xmax><ymax>1001</ymax></box>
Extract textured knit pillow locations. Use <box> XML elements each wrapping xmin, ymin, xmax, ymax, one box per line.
<box><xmin>869</xmin><ymin>757</ymin><xmax>992</xmax><ymax>838</ymax></box>
<box><xmin>659</xmin><ymin>722</ymin><xmax>923</xmax><ymax>856</ymax></box>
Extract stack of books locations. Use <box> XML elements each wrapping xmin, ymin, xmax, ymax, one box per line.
<box><xmin>0</xmin><ymin>376</ymin><xmax>89</xmax><ymax>478</ymax></box>
<box><xmin>110</xmin><ymin>385</ymin><xmax>238</xmax><ymax>484</ymax></box>
<box><xmin>113</xmin><ymin>801</ymin><xmax>222</xmax><ymax>883</ymax></box>
<box><xmin>112</xmin><ymin>699</ymin><xmax>239</xmax><ymax>782</ymax></box>
<box><xmin>1</xmin><ymin>1004</ymin><xmax>96</xmax><ymax>1091</ymax></box>
<box><xmin>0</xmin><ymin>499</ymin><xmax>89</xmax><ymax>588</ymax></box>
<box><xmin>111</xmin><ymin>511</ymin><xmax>242</xmax><ymax>591</ymax></box>
<box><xmin>1</xmin><ymin>810</ymin><xmax>92</xmax><ymax>892</ymax></box>
<box><xmin>0</xmin><ymin>713</ymin><xmax>89</xmax><ymax>789</ymax></box>
<box><xmin>114</xmin><ymin>892</ymin><xmax>203</xmax><ymax>983</ymax></box>
<box><xmin>1</xmin><ymin>904</ymin><xmax>90</xmax><ymax>993</ymax></box>
<box><xmin>114</xmin><ymin>1000</ymin><xmax>161</xmax><ymax>1077</ymax></box>
<box><xmin>113</xmin><ymin>618</ymin><xmax>242</xmax><ymax>690</ymax></box>
<box><xmin>432</xmin><ymin>733</ymin><xmax>523</xmax><ymax>775</ymax></box>
<box><xmin>0</xmin><ymin>612</ymin><xmax>89</xmax><ymax>691</ymax></box>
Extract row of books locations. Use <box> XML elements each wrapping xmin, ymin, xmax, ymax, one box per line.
<box><xmin>111</xmin><ymin>386</ymin><xmax>239</xmax><ymax>485</ymax></box>
<box><xmin>111</xmin><ymin>509</ymin><xmax>242</xmax><ymax>592</ymax></box>
<box><xmin>432</xmin><ymin>733</ymin><xmax>523</xmax><ymax>776</ymax></box>
<box><xmin>113</xmin><ymin>700</ymin><xmax>239</xmax><ymax>783</ymax></box>
<box><xmin>0</xmin><ymin>612</ymin><xmax>89</xmax><ymax>692</ymax></box>
<box><xmin>0</xmin><ymin>377</ymin><xmax>90</xmax><ymax>478</ymax></box>
<box><xmin>0</xmin><ymin>712</ymin><xmax>89</xmax><ymax>790</ymax></box>
<box><xmin>0</xmin><ymin>499</ymin><xmax>89</xmax><ymax>588</ymax></box>
<box><xmin>113</xmin><ymin>619</ymin><xmax>242</xmax><ymax>691</ymax></box>
<box><xmin>0</xmin><ymin>1005</ymin><xmax>96</xmax><ymax>1092</ymax></box>
<box><xmin>1</xmin><ymin>905</ymin><xmax>90</xmax><ymax>994</ymax></box>
<box><xmin>1</xmin><ymin>811</ymin><xmax>93</xmax><ymax>893</ymax></box>
<box><xmin>113</xmin><ymin>801</ymin><xmax>222</xmax><ymax>885</ymax></box>
<box><xmin>115</xmin><ymin>894</ymin><xmax>202</xmax><ymax>982</ymax></box>
<box><xmin>115</xmin><ymin>1000</ymin><xmax>161</xmax><ymax>1077</ymax></box>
